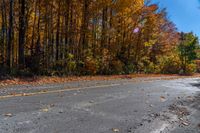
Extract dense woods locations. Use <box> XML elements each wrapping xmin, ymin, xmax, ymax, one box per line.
<box><xmin>0</xmin><ymin>0</ymin><xmax>199</xmax><ymax>76</ymax></box>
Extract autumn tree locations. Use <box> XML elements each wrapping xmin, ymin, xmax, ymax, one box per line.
<box><xmin>0</xmin><ymin>0</ymin><xmax>197</xmax><ymax>76</ymax></box>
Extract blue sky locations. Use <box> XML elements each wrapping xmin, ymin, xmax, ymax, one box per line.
<box><xmin>152</xmin><ymin>0</ymin><xmax>200</xmax><ymax>38</ymax></box>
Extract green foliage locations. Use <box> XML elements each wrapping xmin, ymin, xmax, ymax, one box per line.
<box><xmin>178</xmin><ymin>32</ymin><xmax>198</xmax><ymax>63</ymax></box>
<box><xmin>66</xmin><ymin>54</ymin><xmax>77</xmax><ymax>75</ymax></box>
<box><xmin>138</xmin><ymin>57</ymin><xmax>152</xmax><ymax>73</ymax></box>
<box><xmin>144</xmin><ymin>39</ymin><xmax>157</xmax><ymax>47</ymax></box>
<box><xmin>158</xmin><ymin>54</ymin><xmax>181</xmax><ymax>74</ymax></box>
<box><xmin>50</xmin><ymin>53</ymin><xmax>77</xmax><ymax>76</ymax></box>
<box><xmin>123</xmin><ymin>64</ymin><xmax>136</xmax><ymax>74</ymax></box>
<box><xmin>144</xmin><ymin>62</ymin><xmax>159</xmax><ymax>74</ymax></box>
<box><xmin>178</xmin><ymin>32</ymin><xmax>199</xmax><ymax>74</ymax></box>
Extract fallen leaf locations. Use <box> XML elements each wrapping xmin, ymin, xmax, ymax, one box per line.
<box><xmin>41</xmin><ymin>108</ymin><xmax>49</xmax><ymax>112</ymax></box>
<box><xmin>179</xmin><ymin>117</ymin><xmax>184</xmax><ymax>121</ymax></box>
<box><xmin>182</xmin><ymin>121</ymin><xmax>190</xmax><ymax>126</ymax></box>
<box><xmin>22</xmin><ymin>93</ymin><xmax>30</xmax><ymax>96</ymax></box>
<box><xmin>112</xmin><ymin>128</ymin><xmax>120</xmax><ymax>132</ymax></box>
<box><xmin>160</xmin><ymin>96</ymin><xmax>165</xmax><ymax>99</ymax></box>
<box><xmin>4</xmin><ymin>113</ymin><xmax>13</xmax><ymax>117</ymax></box>
<box><xmin>160</xmin><ymin>96</ymin><xmax>166</xmax><ymax>102</ymax></box>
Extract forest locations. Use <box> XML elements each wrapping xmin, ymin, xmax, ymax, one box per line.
<box><xmin>0</xmin><ymin>0</ymin><xmax>199</xmax><ymax>76</ymax></box>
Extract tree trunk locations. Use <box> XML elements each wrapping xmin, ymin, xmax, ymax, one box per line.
<box><xmin>1</xmin><ymin>0</ymin><xmax>7</xmax><ymax>66</ymax></box>
<box><xmin>56</xmin><ymin>0</ymin><xmax>61</xmax><ymax>61</ymax></box>
<box><xmin>18</xmin><ymin>0</ymin><xmax>26</xmax><ymax>68</ymax></box>
<box><xmin>79</xmin><ymin>0</ymin><xmax>90</xmax><ymax>59</ymax></box>
<box><xmin>7</xmin><ymin>0</ymin><xmax>14</xmax><ymax>68</ymax></box>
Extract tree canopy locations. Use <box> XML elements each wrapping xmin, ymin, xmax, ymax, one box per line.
<box><xmin>0</xmin><ymin>0</ymin><xmax>199</xmax><ymax>76</ymax></box>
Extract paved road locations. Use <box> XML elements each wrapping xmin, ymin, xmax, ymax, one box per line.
<box><xmin>0</xmin><ymin>78</ymin><xmax>200</xmax><ymax>133</ymax></box>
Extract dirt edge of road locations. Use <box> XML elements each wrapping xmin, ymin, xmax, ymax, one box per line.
<box><xmin>1</xmin><ymin>74</ymin><xmax>200</xmax><ymax>88</ymax></box>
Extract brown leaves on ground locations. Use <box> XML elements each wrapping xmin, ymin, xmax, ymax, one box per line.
<box><xmin>169</xmin><ymin>104</ymin><xmax>192</xmax><ymax>127</ymax></box>
<box><xmin>169</xmin><ymin>105</ymin><xmax>190</xmax><ymax>117</ymax></box>
<box><xmin>179</xmin><ymin>118</ymin><xmax>190</xmax><ymax>126</ymax></box>
<box><xmin>186</xmin><ymin>96</ymin><xmax>194</xmax><ymax>102</ymax></box>
<box><xmin>0</xmin><ymin>74</ymin><xmax>200</xmax><ymax>88</ymax></box>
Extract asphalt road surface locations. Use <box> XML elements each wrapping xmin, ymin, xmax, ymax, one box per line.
<box><xmin>0</xmin><ymin>77</ymin><xmax>200</xmax><ymax>133</ymax></box>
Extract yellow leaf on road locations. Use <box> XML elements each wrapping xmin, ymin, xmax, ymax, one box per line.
<box><xmin>41</xmin><ymin>108</ymin><xmax>49</xmax><ymax>112</ymax></box>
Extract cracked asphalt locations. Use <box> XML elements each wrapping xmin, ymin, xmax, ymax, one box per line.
<box><xmin>0</xmin><ymin>77</ymin><xmax>200</xmax><ymax>133</ymax></box>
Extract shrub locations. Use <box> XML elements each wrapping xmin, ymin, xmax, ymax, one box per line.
<box><xmin>50</xmin><ymin>53</ymin><xmax>77</xmax><ymax>76</ymax></box>
<box><xmin>185</xmin><ymin>63</ymin><xmax>197</xmax><ymax>74</ymax></box>
<box><xmin>158</xmin><ymin>54</ymin><xmax>181</xmax><ymax>74</ymax></box>
<box><xmin>99</xmin><ymin>49</ymin><xmax>112</xmax><ymax>74</ymax></box>
<box><xmin>84</xmin><ymin>56</ymin><xmax>99</xmax><ymax>75</ymax></box>
<box><xmin>144</xmin><ymin>62</ymin><xmax>158</xmax><ymax>74</ymax></box>
<box><xmin>110</xmin><ymin>60</ymin><xmax>124</xmax><ymax>74</ymax></box>
<box><xmin>16</xmin><ymin>68</ymin><xmax>34</xmax><ymax>77</ymax></box>
<box><xmin>123</xmin><ymin>64</ymin><xmax>136</xmax><ymax>74</ymax></box>
<box><xmin>0</xmin><ymin>66</ymin><xmax>9</xmax><ymax>77</ymax></box>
